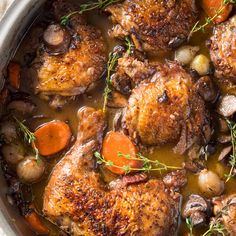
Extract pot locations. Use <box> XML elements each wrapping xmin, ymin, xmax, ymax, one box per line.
<box><xmin>0</xmin><ymin>1</ymin><xmax>46</xmax><ymax>235</ymax></box>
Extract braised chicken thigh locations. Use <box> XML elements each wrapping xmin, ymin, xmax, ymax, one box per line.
<box><xmin>43</xmin><ymin>107</ymin><xmax>181</xmax><ymax>236</ymax></box>
<box><xmin>32</xmin><ymin>0</ymin><xmax>106</xmax><ymax>104</ymax></box>
<box><xmin>209</xmin><ymin>15</ymin><xmax>236</xmax><ymax>82</ymax></box>
<box><xmin>111</xmin><ymin>54</ymin><xmax>212</xmax><ymax>154</ymax></box>
<box><xmin>105</xmin><ymin>0</ymin><xmax>198</xmax><ymax>53</ymax></box>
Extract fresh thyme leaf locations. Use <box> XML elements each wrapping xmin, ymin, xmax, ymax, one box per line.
<box><xmin>103</xmin><ymin>52</ymin><xmax>120</xmax><ymax>113</ymax></box>
<box><xmin>60</xmin><ymin>11</ymin><xmax>79</xmax><ymax>26</ymax></box>
<box><xmin>125</xmin><ymin>36</ymin><xmax>134</xmax><ymax>55</ymax></box>
<box><xmin>186</xmin><ymin>218</ymin><xmax>193</xmax><ymax>236</ymax></box>
<box><xmin>224</xmin><ymin>118</ymin><xmax>236</xmax><ymax>182</ymax></box>
<box><xmin>202</xmin><ymin>218</ymin><xmax>226</xmax><ymax>236</ymax></box>
<box><xmin>190</xmin><ymin>0</ymin><xmax>236</xmax><ymax>34</ymax></box>
<box><xmin>94</xmin><ymin>151</ymin><xmax>181</xmax><ymax>174</ymax></box>
<box><xmin>60</xmin><ymin>0</ymin><xmax>122</xmax><ymax>26</ymax></box>
<box><xmin>14</xmin><ymin>117</ymin><xmax>41</xmax><ymax>163</ymax></box>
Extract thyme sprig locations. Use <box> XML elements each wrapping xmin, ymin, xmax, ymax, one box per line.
<box><xmin>202</xmin><ymin>218</ymin><xmax>226</xmax><ymax>236</ymax></box>
<box><xmin>125</xmin><ymin>36</ymin><xmax>134</xmax><ymax>55</ymax></box>
<box><xmin>60</xmin><ymin>0</ymin><xmax>121</xmax><ymax>25</ymax></box>
<box><xmin>94</xmin><ymin>151</ymin><xmax>181</xmax><ymax>174</ymax></box>
<box><xmin>186</xmin><ymin>218</ymin><xmax>193</xmax><ymax>236</ymax></box>
<box><xmin>191</xmin><ymin>0</ymin><xmax>236</xmax><ymax>34</ymax></box>
<box><xmin>14</xmin><ymin>117</ymin><xmax>41</xmax><ymax>163</ymax></box>
<box><xmin>103</xmin><ymin>52</ymin><xmax>120</xmax><ymax>113</ymax></box>
<box><xmin>225</xmin><ymin>118</ymin><xmax>236</xmax><ymax>182</ymax></box>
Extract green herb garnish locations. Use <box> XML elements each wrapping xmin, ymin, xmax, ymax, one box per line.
<box><xmin>102</xmin><ymin>52</ymin><xmax>120</xmax><ymax>113</ymax></box>
<box><xmin>186</xmin><ymin>218</ymin><xmax>193</xmax><ymax>236</ymax></box>
<box><xmin>224</xmin><ymin>118</ymin><xmax>236</xmax><ymax>182</ymax></box>
<box><xmin>94</xmin><ymin>151</ymin><xmax>181</xmax><ymax>174</ymax></box>
<box><xmin>14</xmin><ymin>117</ymin><xmax>41</xmax><ymax>163</ymax></box>
<box><xmin>202</xmin><ymin>218</ymin><xmax>226</xmax><ymax>236</ymax></box>
<box><xmin>61</xmin><ymin>0</ymin><xmax>121</xmax><ymax>26</ymax></box>
<box><xmin>125</xmin><ymin>36</ymin><xmax>134</xmax><ymax>55</ymax></box>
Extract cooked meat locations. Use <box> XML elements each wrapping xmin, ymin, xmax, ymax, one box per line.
<box><xmin>182</xmin><ymin>194</ymin><xmax>211</xmax><ymax>226</ymax></box>
<box><xmin>105</xmin><ymin>0</ymin><xmax>198</xmax><ymax>53</ymax></box>
<box><xmin>194</xmin><ymin>76</ymin><xmax>218</xmax><ymax>103</ymax></box>
<box><xmin>163</xmin><ymin>170</ymin><xmax>187</xmax><ymax>191</ymax></box>
<box><xmin>43</xmin><ymin>107</ymin><xmax>181</xmax><ymax>236</ymax></box>
<box><xmin>209</xmin><ymin>15</ymin><xmax>236</xmax><ymax>82</ymax></box>
<box><xmin>118</xmin><ymin>54</ymin><xmax>211</xmax><ymax>154</ymax></box>
<box><xmin>213</xmin><ymin>194</ymin><xmax>236</xmax><ymax>235</ymax></box>
<box><xmin>32</xmin><ymin>0</ymin><xmax>106</xmax><ymax>98</ymax></box>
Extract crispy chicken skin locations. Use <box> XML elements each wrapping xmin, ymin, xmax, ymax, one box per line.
<box><xmin>33</xmin><ymin>0</ymin><xmax>106</xmax><ymax>97</ymax></box>
<box><xmin>209</xmin><ymin>15</ymin><xmax>236</xmax><ymax>82</ymax></box>
<box><xmin>43</xmin><ymin>107</ymin><xmax>181</xmax><ymax>236</ymax></box>
<box><xmin>105</xmin><ymin>0</ymin><xmax>198</xmax><ymax>53</ymax></box>
<box><xmin>114</xmin><ymin>54</ymin><xmax>211</xmax><ymax>154</ymax></box>
<box><xmin>213</xmin><ymin>194</ymin><xmax>236</xmax><ymax>235</ymax></box>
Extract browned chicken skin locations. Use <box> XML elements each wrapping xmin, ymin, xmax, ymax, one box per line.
<box><xmin>43</xmin><ymin>107</ymin><xmax>181</xmax><ymax>236</ymax></box>
<box><xmin>112</xmin><ymin>54</ymin><xmax>212</xmax><ymax>154</ymax></box>
<box><xmin>33</xmin><ymin>0</ymin><xmax>106</xmax><ymax>99</ymax></box>
<box><xmin>213</xmin><ymin>194</ymin><xmax>236</xmax><ymax>235</ymax></box>
<box><xmin>209</xmin><ymin>15</ymin><xmax>236</xmax><ymax>82</ymax></box>
<box><xmin>105</xmin><ymin>0</ymin><xmax>198</xmax><ymax>53</ymax></box>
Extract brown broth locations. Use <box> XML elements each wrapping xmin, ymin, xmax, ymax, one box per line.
<box><xmin>10</xmin><ymin>1</ymin><xmax>236</xmax><ymax>235</ymax></box>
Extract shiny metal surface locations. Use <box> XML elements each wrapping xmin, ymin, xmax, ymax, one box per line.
<box><xmin>0</xmin><ymin>1</ymin><xmax>46</xmax><ymax>235</ymax></box>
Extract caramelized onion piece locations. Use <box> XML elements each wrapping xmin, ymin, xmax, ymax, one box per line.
<box><xmin>43</xmin><ymin>24</ymin><xmax>71</xmax><ymax>55</ymax></box>
<box><xmin>198</xmin><ymin>169</ymin><xmax>224</xmax><ymax>197</ymax></box>
<box><xmin>217</xmin><ymin>95</ymin><xmax>236</xmax><ymax>117</ymax></box>
<box><xmin>17</xmin><ymin>156</ymin><xmax>45</xmax><ymax>183</ymax></box>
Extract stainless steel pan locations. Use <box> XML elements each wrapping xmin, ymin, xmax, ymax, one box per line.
<box><xmin>0</xmin><ymin>1</ymin><xmax>46</xmax><ymax>235</ymax></box>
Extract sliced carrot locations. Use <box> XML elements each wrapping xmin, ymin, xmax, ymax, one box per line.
<box><xmin>25</xmin><ymin>211</ymin><xmax>49</xmax><ymax>235</ymax></box>
<box><xmin>34</xmin><ymin>121</ymin><xmax>71</xmax><ymax>156</ymax></box>
<box><xmin>101</xmin><ymin>131</ymin><xmax>143</xmax><ymax>175</ymax></box>
<box><xmin>201</xmin><ymin>0</ymin><xmax>233</xmax><ymax>24</ymax></box>
<box><xmin>8</xmin><ymin>62</ymin><xmax>21</xmax><ymax>89</ymax></box>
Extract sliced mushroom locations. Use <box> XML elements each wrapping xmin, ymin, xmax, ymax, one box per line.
<box><xmin>17</xmin><ymin>156</ymin><xmax>45</xmax><ymax>183</ymax></box>
<box><xmin>218</xmin><ymin>146</ymin><xmax>232</xmax><ymax>161</ymax></box>
<box><xmin>195</xmin><ymin>76</ymin><xmax>218</xmax><ymax>102</ymax></box>
<box><xmin>0</xmin><ymin>121</ymin><xmax>17</xmax><ymax>143</ymax></box>
<box><xmin>217</xmin><ymin>95</ymin><xmax>236</xmax><ymax>117</ymax></box>
<box><xmin>43</xmin><ymin>24</ymin><xmax>71</xmax><ymax>55</ymax></box>
<box><xmin>107</xmin><ymin>92</ymin><xmax>128</xmax><ymax>108</ymax></box>
<box><xmin>218</xmin><ymin>118</ymin><xmax>229</xmax><ymax>133</ymax></box>
<box><xmin>2</xmin><ymin>143</ymin><xmax>25</xmax><ymax>165</ymax></box>
<box><xmin>182</xmin><ymin>194</ymin><xmax>211</xmax><ymax>226</ymax></box>
<box><xmin>113</xmin><ymin>111</ymin><xmax>123</xmax><ymax>131</ymax></box>
<box><xmin>217</xmin><ymin>134</ymin><xmax>231</xmax><ymax>144</ymax></box>
<box><xmin>7</xmin><ymin>100</ymin><xmax>36</xmax><ymax>115</ymax></box>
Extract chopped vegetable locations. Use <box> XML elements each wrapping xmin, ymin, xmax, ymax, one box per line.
<box><xmin>17</xmin><ymin>155</ymin><xmax>45</xmax><ymax>183</ymax></box>
<box><xmin>101</xmin><ymin>131</ymin><xmax>141</xmax><ymax>174</ymax></box>
<box><xmin>8</xmin><ymin>62</ymin><xmax>21</xmax><ymax>89</ymax></box>
<box><xmin>190</xmin><ymin>54</ymin><xmax>210</xmax><ymax>76</ymax></box>
<box><xmin>34</xmin><ymin>121</ymin><xmax>71</xmax><ymax>156</ymax></box>
<box><xmin>25</xmin><ymin>210</ymin><xmax>49</xmax><ymax>235</ymax></box>
<box><xmin>201</xmin><ymin>0</ymin><xmax>233</xmax><ymax>24</ymax></box>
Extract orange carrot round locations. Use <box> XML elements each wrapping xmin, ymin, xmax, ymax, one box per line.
<box><xmin>102</xmin><ymin>131</ymin><xmax>142</xmax><ymax>175</ymax></box>
<box><xmin>25</xmin><ymin>211</ymin><xmax>49</xmax><ymax>235</ymax></box>
<box><xmin>34</xmin><ymin>121</ymin><xmax>71</xmax><ymax>156</ymax></box>
<box><xmin>8</xmin><ymin>62</ymin><xmax>21</xmax><ymax>90</ymax></box>
<box><xmin>201</xmin><ymin>0</ymin><xmax>233</xmax><ymax>24</ymax></box>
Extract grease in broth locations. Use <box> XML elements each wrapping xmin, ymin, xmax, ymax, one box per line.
<box><xmin>10</xmin><ymin>1</ymin><xmax>236</xmax><ymax>235</ymax></box>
